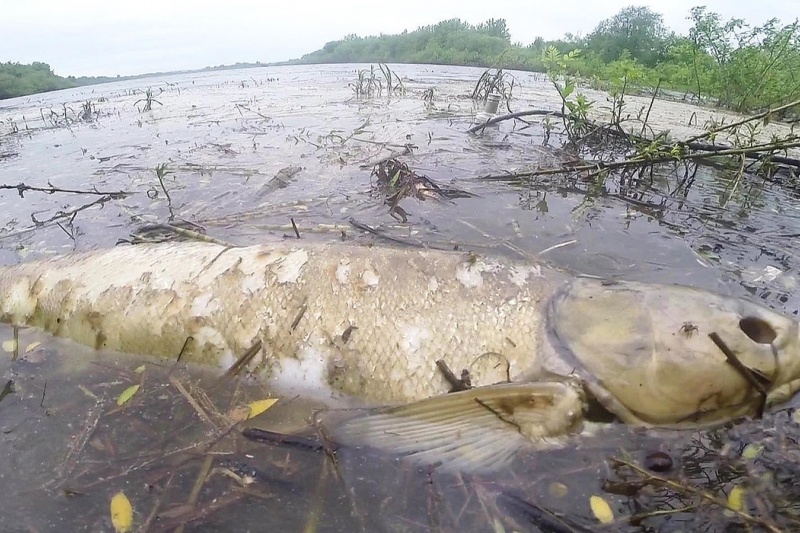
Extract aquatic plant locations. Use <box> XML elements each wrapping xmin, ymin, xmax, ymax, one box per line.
<box><xmin>349</xmin><ymin>65</ymin><xmax>381</xmax><ymax>98</ymax></box>
<box><xmin>349</xmin><ymin>63</ymin><xmax>405</xmax><ymax>99</ymax></box>
<box><xmin>542</xmin><ymin>46</ymin><xmax>593</xmax><ymax>141</ymax></box>
<box><xmin>134</xmin><ymin>88</ymin><xmax>163</xmax><ymax>112</ymax></box>
<box><xmin>78</xmin><ymin>100</ymin><xmax>97</xmax><ymax>122</ymax></box>
<box><xmin>378</xmin><ymin>63</ymin><xmax>405</xmax><ymax>96</ymax></box>
<box><xmin>471</xmin><ymin>67</ymin><xmax>515</xmax><ymax>105</ymax></box>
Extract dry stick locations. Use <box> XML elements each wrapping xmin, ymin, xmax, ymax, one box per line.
<box><xmin>469</xmin><ymin>105</ymin><xmax>800</xmax><ymax>169</ymax></box>
<box><xmin>466</xmin><ymin>109</ymin><xmax>565</xmax><ymax>134</ymax></box>
<box><xmin>721</xmin><ymin>154</ymin><xmax>747</xmax><ymax>208</ymax></box>
<box><xmin>169</xmin><ymin>376</ymin><xmax>217</xmax><ymax>428</ymax></box>
<box><xmin>481</xmin><ymin>139</ymin><xmax>800</xmax><ymax>181</ymax></box>
<box><xmin>11</xmin><ymin>326</ymin><xmax>18</xmax><ymax>361</ymax></box>
<box><xmin>45</xmin><ymin>398</ymin><xmax>105</xmax><ymax>489</ymax></box>
<box><xmin>683</xmin><ymin>138</ymin><xmax>800</xmax><ymax>168</ymax></box>
<box><xmin>682</xmin><ymin>97</ymin><xmax>800</xmax><ymax>145</ymax></box>
<box><xmin>435</xmin><ymin>359</ymin><xmax>473</xmax><ymax>392</ymax></box>
<box><xmin>140</xmin><ymin>471</ymin><xmax>176</xmax><ymax>533</ymax></box>
<box><xmin>217</xmin><ymin>340</ymin><xmax>262</xmax><ymax>382</ymax></box>
<box><xmin>611</xmin><ymin>458</ymin><xmax>784</xmax><ymax>533</ymax></box>
<box><xmin>304</xmin><ymin>458</ymin><xmax>331</xmax><ymax>533</ymax></box>
<box><xmin>149</xmin><ymin>491</ymin><xmax>243</xmax><ymax>533</ymax></box>
<box><xmin>348</xmin><ymin>218</ymin><xmax>429</xmax><ymax>249</ymax></box>
<box><xmin>174</xmin><ymin>454</ymin><xmax>215</xmax><ymax>533</ymax></box>
<box><xmin>708</xmin><ymin>332</ymin><xmax>768</xmax><ymax>417</ymax></box>
<box><xmin>132</xmin><ymin>223</ymin><xmax>235</xmax><ymax>247</ymax></box>
<box><xmin>0</xmin><ymin>195</ymin><xmax>116</xmax><ymax>242</ymax></box>
<box><xmin>0</xmin><ymin>183</ymin><xmax>131</xmax><ymax>197</ymax></box>
<box><xmin>155</xmin><ymin>169</ymin><xmax>175</xmax><ymax>221</ymax></box>
<box><xmin>358</xmin><ymin>144</ymin><xmax>414</xmax><ymax>169</ymax></box>
<box><xmin>640</xmin><ymin>78</ymin><xmax>662</xmax><ymax>138</ymax></box>
<box><xmin>494</xmin><ymin>491</ymin><xmax>591</xmax><ymax>533</ymax></box>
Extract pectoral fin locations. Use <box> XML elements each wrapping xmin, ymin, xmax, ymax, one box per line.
<box><xmin>324</xmin><ymin>381</ymin><xmax>586</xmax><ymax>472</ymax></box>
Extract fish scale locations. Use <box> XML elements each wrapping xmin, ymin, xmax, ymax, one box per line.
<box><xmin>0</xmin><ymin>241</ymin><xmax>564</xmax><ymax>404</ymax></box>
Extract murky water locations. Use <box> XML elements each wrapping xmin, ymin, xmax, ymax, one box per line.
<box><xmin>1</xmin><ymin>63</ymin><xmax>800</xmax><ymax>531</ymax></box>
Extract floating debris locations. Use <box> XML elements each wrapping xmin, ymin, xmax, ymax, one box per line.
<box><xmin>110</xmin><ymin>491</ymin><xmax>133</xmax><ymax>533</ymax></box>
<box><xmin>371</xmin><ymin>158</ymin><xmax>475</xmax><ymax>221</ymax></box>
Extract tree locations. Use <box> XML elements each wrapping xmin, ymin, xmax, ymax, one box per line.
<box><xmin>586</xmin><ymin>6</ymin><xmax>670</xmax><ymax>66</ymax></box>
<box><xmin>477</xmin><ymin>18</ymin><xmax>511</xmax><ymax>42</ymax></box>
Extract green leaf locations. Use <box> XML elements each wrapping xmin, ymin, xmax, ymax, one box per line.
<box><xmin>117</xmin><ymin>384</ymin><xmax>140</xmax><ymax>406</ymax></box>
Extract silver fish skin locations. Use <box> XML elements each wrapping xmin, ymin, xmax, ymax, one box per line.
<box><xmin>0</xmin><ymin>241</ymin><xmax>568</xmax><ymax>403</ymax></box>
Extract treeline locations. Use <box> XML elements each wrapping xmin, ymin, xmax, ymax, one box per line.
<box><xmin>299</xmin><ymin>7</ymin><xmax>800</xmax><ymax>115</ymax></box>
<box><xmin>0</xmin><ymin>62</ymin><xmax>117</xmax><ymax>100</ymax></box>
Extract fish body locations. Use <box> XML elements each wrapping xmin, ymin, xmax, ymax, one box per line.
<box><xmin>3</xmin><ymin>239</ymin><xmax>800</xmax><ymax>435</ymax></box>
<box><xmin>0</xmin><ymin>241</ymin><xmax>567</xmax><ymax>404</ymax></box>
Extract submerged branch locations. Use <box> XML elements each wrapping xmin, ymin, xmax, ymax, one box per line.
<box><xmin>0</xmin><ymin>183</ymin><xmax>132</xmax><ymax>198</ymax></box>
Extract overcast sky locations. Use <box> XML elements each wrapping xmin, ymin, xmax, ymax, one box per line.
<box><xmin>2</xmin><ymin>0</ymin><xmax>797</xmax><ymax>77</ymax></box>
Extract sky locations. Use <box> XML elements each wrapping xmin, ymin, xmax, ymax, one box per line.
<box><xmin>1</xmin><ymin>0</ymin><xmax>798</xmax><ymax>77</ymax></box>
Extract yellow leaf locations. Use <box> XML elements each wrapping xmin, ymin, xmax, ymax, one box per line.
<box><xmin>548</xmin><ymin>482</ymin><xmax>568</xmax><ymax>498</ymax></box>
<box><xmin>742</xmin><ymin>444</ymin><xmax>762</xmax><ymax>459</ymax></box>
<box><xmin>110</xmin><ymin>491</ymin><xmax>133</xmax><ymax>533</ymax></box>
<box><xmin>117</xmin><ymin>384</ymin><xmax>140</xmax><ymax>406</ymax></box>
<box><xmin>728</xmin><ymin>485</ymin><xmax>745</xmax><ymax>511</ymax></box>
<box><xmin>134</xmin><ymin>365</ymin><xmax>146</xmax><ymax>374</ymax></box>
<box><xmin>2</xmin><ymin>339</ymin><xmax>17</xmax><ymax>353</ymax></box>
<box><xmin>25</xmin><ymin>341</ymin><xmax>41</xmax><ymax>353</ymax></box>
<box><xmin>589</xmin><ymin>495</ymin><xmax>614</xmax><ymax>524</ymax></box>
<box><xmin>247</xmin><ymin>398</ymin><xmax>278</xmax><ymax>419</ymax></box>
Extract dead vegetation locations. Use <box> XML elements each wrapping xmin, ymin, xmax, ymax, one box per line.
<box><xmin>349</xmin><ymin>63</ymin><xmax>406</xmax><ymax>99</ymax></box>
<box><xmin>471</xmin><ymin>67</ymin><xmax>516</xmax><ymax>110</ymax></box>
<box><xmin>371</xmin><ymin>158</ymin><xmax>475</xmax><ymax>221</ymax></box>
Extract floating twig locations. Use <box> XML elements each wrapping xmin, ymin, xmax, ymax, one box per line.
<box><xmin>0</xmin><ymin>183</ymin><xmax>131</xmax><ymax>198</ymax></box>
<box><xmin>708</xmin><ymin>331</ymin><xmax>769</xmax><ymax>417</ymax></box>
<box><xmin>435</xmin><ymin>359</ymin><xmax>473</xmax><ymax>392</ymax></box>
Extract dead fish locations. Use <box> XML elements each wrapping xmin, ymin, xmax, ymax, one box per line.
<box><xmin>1</xmin><ymin>241</ymin><xmax>799</xmax><ymax>470</ymax></box>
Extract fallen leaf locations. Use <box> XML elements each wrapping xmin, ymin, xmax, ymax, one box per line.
<box><xmin>548</xmin><ymin>482</ymin><xmax>568</xmax><ymax>498</ymax></box>
<box><xmin>728</xmin><ymin>485</ymin><xmax>745</xmax><ymax>511</ymax></box>
<box><xmin>742</xmin><ymin>444</ymin><xmax>762</xmax><ymax>459</ymax></box>
<box><xmin>2</xmin><ymin>339</ymin><xmax>17</xmax><ymax>353</ymax></box>
<box><xmin>246</xmin><ymin>398</ymin><xmax>278</xmax><ymax>419</ymax></box>
<box><xmin>25</xmin><ymin>341</ymin><xmax>41</xmax><ymax>353</ymax></box>
<box><xmin>110</xmin><ymin>491</ymin><xmax>133</xmax><ymax>532</ymax></box>
<box><xmin>589</xmin><ymin>495</ymin><xmax>614</xmax><ymax>524</ymax></box>
<box><xmin>134</xmin><ymin>365</ymin><xmax>146</xmax><ymax>374</ymax></box>
<box><xmin>117</xmin><ymin>384</ymin><xmax>140</xmax><ymax>406</ymax></box>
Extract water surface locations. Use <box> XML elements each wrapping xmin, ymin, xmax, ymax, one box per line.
<box><xmin>1</xmin><ymin>63</ymin><xmax>799</xmax><ymax>531</ymax></box>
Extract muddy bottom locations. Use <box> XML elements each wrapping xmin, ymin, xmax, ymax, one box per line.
<box><xmin>1</xmin><ymin>63</ymin><xmax>800</xmax><ymax>531</ymax></box>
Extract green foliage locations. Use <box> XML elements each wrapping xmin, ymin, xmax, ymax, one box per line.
<box><xmin>301</xmin><ymin>18</ymin><xmax>513</xmax><ymax>67</ymax></box>
<box><xmin>298</xmin><ymin>8</ymin><xmax>799</xmax><ymax>116</ymax></box>
<box><xmin>688</xmin><ymin>6</ymin><xmax>800</xmax><ymax>113</ymax></box>
<box><xmin>586</xmin><ymin>6</ymin><xmax>672</xmax><ymax>67</ymax></box>
<box><xmin>543</xmin><ymin>47</ymin><xmax>593</xmax><ymax>139</ymax></box>
<box><xmin>0</xmin><ymin>61</ymin><xmax>116</xmax><ymax>100</ymax></box>
<box><xmin>0</xmin><ymin>62</ymin><xmax>73</xmax><ymax>99</ymax></box>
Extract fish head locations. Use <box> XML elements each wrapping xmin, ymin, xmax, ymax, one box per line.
<box><xmin>548</xmin><ymin>278</ymin><xmax>800</xmax><ymax>426</ymax></box>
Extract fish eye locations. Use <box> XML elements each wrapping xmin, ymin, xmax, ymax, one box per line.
<box><xmin>739</xmin><ymin>316</ymin><xmax>777</xmax><ymax>344</ymax></box>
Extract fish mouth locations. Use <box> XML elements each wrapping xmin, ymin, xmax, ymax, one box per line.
<box><xmin>546</xmin><ymin>278</ymin><xmax>800</xmax><ymax>427</ymax></box>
